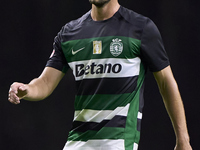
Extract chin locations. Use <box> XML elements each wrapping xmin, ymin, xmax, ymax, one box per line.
<box><xmin>89</xmin><ymin>0</ymin><xmax>111</xmax><ymax>7</ymax></box>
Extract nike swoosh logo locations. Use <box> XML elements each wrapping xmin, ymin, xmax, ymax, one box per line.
<box><xmin>72</xmin><ymin>47</ymin><xmax>85</xmax><ymax>55</ymax></box>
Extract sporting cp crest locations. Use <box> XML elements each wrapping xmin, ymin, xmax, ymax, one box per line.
<box><xmin>110</xmin><ymin>38</ymin><xmax>123</xmax><ymax>57</ymax></box>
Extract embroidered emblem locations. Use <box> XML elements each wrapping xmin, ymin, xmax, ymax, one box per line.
<box><xmin>110</xmin><ymin>38</ymin><xmax>123</xmax><ymax>57</ymax></box>
<box><xmin>93</xmin><ymin>41</ymin><xmax>102</xmax><ymax>54</ymax></box>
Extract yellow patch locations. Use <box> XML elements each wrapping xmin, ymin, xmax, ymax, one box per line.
<box><xmin>93</xmin><ymin>41</ymin><xmax>102</xmax><ymax>54</ymax></box>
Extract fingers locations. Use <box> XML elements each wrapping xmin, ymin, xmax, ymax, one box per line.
<box><xmin>8</xmin><ymin>90</ymin><xmax>20</xmax><ymax>104</ymax></box>
<box><xmin>8</xmin><ymin>82</ymin><xmax>26</xmax><ymax>104</ymax></box>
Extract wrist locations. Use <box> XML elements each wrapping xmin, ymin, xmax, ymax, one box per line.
<box><xmin>176</xmin><ymin>134</ymin><xmax>190</xmax><ymax>144</ymax></box>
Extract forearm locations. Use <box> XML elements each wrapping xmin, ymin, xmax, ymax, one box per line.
<box><xmin>9</xmin><ymin>67</ymin><xmax>64</xmax><ymax>104</ymax></box>
<box><xmin>23</xmin><ymin>67</ymin><xmax>64</xmax><ymax>101</ymax></box>
<box><xmin>153</xmin><ymin>66</ymin><xmax>191</xmax><ymax>148</ymax></box>
<box><xmin>160</xmin><ymin>80</ymin><xmax>190</xmax><ymax>143</ymax></box>
<box><xmin>24</xmin><ymin>77</ymin><xmax>52</xmax><ymax>101</ymax></box>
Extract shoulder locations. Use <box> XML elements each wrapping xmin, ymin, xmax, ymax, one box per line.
<box><xmin>61</xmin><ymin>11</ymin><xmax>91</xmax><ymax>33</ymax></box>
<box><xmin>119</xmin><ymin>6</ymin><xmax>149</xmax><ymax>27</ymax></box>
<box><xmin>120</xmin><ymin>7</ymin><xmax>160</xmax><ymax>40</ymax></box>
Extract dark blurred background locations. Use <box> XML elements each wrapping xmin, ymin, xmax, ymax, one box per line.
<box><xmin>1</xmin><ymin>0</ymin><xmax>199</xmax><ymax>149</ymax></box>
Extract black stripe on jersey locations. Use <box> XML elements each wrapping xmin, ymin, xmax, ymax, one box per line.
<box><xmin>76</xmin><ymin>76</ymin><xmax>138</xmax><ymax>95</ymax></box>
<box><xmin>71</xmin><ymin>115</ymin><xmax>126</xmax><ymax>132</ymax></box>
<box><xmin>137</xmin><ymin>118</ymin><xmax>142</xmax><ymax>131</ymax></box>
<box><xmin>139</xmin><ymin>82</ymin><xmax>145</xmax><ymax>113</ymax></box>
<box><xmin>137</xmin><ymin>81</ymin><xmax>145</xmax><ymax>131</ymax></box>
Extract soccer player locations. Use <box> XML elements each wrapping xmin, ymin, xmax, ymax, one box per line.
<box><xmin>8</xmin><ymin>0</ymin><xmax>192</xmax><ymax>149</ymax></box>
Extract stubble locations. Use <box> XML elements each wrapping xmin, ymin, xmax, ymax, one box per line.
<box><xmin>89</xmin><ymin>0</ymin><xmax>111</xmax><ymax>7</ymax></box>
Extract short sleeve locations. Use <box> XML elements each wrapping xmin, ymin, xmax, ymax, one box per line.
<box><xmin>140</xmin><ymin>19</ymin><xmax>170</xmax><ymax>72</ymax></box>
<box><xmin>46</xmin><ymin>27</ymin><xmax>69</xmax><ymax>73</ymax></box>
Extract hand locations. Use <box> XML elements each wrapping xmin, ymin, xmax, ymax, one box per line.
<box><xmin>174</xmin><ymin>142</ymin><xmax>192</xmax><ymax>150</ymax></box>
<box><xmin>8</xmin><ymin>82</ymin><xmax>28</xmax><ymax>104</ymax></box>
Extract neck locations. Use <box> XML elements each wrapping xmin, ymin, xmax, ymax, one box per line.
<box><xmin>91</xmin><ymin>0</ymin><xmax>120</xmax><ymax>21</ymax></box>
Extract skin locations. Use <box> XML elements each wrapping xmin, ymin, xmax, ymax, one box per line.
<box><xmin>9</xmin><ymin>67</ymin><xmax>65</xmax><ymax>103</ymax></box>
<box><xmin>8</xmin><ymin>0</ymin><xmax>192</xmax><ymax>149</ymax></box>
<box><xmin>89</xmin><ymin>0</ymin><xmax>111</xmax><ymax>8</ymax></box>
<box><xmin>153</xmin><ymin>66</ymin><xmax>192</xmax><ymax>150</ymax></box>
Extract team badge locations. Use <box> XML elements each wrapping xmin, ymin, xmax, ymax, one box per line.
<box><xmin>93</xmin><ymin>41</ymin><xmax>102</xmax><ymax>54</ymax></box>
<box><xmin>110</xmin><ymin>38</ymin><xmax>123</xmax><ymax>57</ymax></box>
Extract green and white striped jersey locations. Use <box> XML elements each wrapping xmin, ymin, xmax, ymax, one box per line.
<box><xmin>46</xmin><ymin>6</ymin><xmax>169</xmax><ymax>150</ymax></box>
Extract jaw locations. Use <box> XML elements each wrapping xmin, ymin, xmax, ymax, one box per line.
<box><xmin>89</xmin><ymin>0</ymin><xmax>111</xmax><ymax>8</ymax></box>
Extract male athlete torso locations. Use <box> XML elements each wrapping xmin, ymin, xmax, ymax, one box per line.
<box><xmin>46</xmin><ymin>6</ymin><xmax>169</xmax><ymax>150</ymax></box>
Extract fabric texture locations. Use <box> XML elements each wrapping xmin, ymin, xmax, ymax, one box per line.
<box><xmin>46</xmin><ymin>6</ymin><xmax>169</xmax><ymax>150</ymax></box>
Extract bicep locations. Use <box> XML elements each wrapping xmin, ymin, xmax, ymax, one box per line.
<box><xmin>141</xmin><ymin>19</ymin><xmax>169</xmax><ymax>72</ymax></box>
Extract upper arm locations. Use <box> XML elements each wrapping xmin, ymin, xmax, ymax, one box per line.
<box><xmin>141</xmin><ymin>19</ymin><xmax>169</xmax><ymax>72</ymax></box>
<box><xmin>46</xmin><ymin>27</ymin><xmax>69</xmax><ymax>73</ymax></box>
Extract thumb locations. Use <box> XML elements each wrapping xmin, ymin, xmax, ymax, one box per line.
<box><xmin>18</xmin><ymin>84</ymin><xmax>27</xmax><ymax>91</ymax></box>
<box><xmin>17</xmin><ymin>84</ymin><xmax>28</xmax><ymax>99</ymax></box>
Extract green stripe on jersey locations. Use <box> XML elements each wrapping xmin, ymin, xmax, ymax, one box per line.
<box><xmin>124</xmin><ymin>63</ymin><xmax>146</xmax><ymax>149</ymax></box>
<box><xmin>68</xmin><ymin>127</ymin><xmax>124</xmax><ymax>142</ymax></box>
<box><xmin>61</xmin><ymin>36</ymin><xmax>141</xmax><ymax>63</ymax></box>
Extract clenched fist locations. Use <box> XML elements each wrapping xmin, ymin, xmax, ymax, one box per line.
<box><xmin>8</xmin><ymin>82</ymin><xmax>28</xmax><ymax>104</ymax></box>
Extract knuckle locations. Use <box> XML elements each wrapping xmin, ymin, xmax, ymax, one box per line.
<box><xmin>8</xmin><ymin>98</ymin><xmax>13</xmax><ymax>103</ymax></box>
<box><xmin>11</xmin><ymin>82</ymin><xmax>19</xmax><ymax>87</ymax></box>
<box><xmin>11</xmin><ymin>82</ymin><xmax>15</xmax><ymax>87</ymax></box>
<box><xmin>9</xmin><ymin>88</ymin><xmax>13</xmax><ymax>93</ymax></box>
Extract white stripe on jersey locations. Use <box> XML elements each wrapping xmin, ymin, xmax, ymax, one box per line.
<box><xmin>69</xmin><ymin>57</ymin><xmax>141</xmax><ymax>81</ymax></box>
<box><xmin>133</xmin><ymin>143</ymin><xmax>139</xmax><ymax>150</ymax></box>
<box><xmin>137</xmin><ymin>112</ymin><xmax>143</xmax><ymax>119</ymax></box>
<box><xmin>74</xmin><ymin>104</ymin><xmax>130</xmax><ymax>123</ymax></box>
<box><xmin>63</xmin><ymin>139</ymin><xmax>125</xmax><ymax>150</ymax></box>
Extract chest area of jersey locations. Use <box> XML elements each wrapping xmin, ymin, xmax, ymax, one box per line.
<box><xmin>61</xmin><ymin>36</ymin><xmax>141</xmax><ymax>80</ymax></box>
<box><xmin>61</xmin><ymin>36</ymin><xmax>141</xmax><ymax>63</ymax></box>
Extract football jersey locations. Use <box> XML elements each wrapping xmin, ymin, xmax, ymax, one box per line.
<box><xmin>46</xmin><ymin>6</ymin><xmax>169</xmax><ymax>150</ymax></box>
